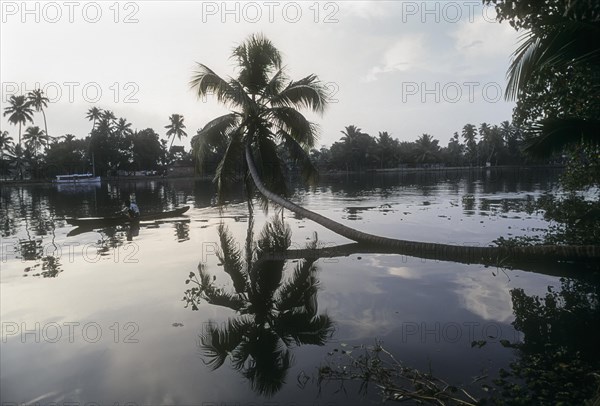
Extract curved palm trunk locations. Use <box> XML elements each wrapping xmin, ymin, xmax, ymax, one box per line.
<box><xmin>245</xmin><ymin>145</ymin><xmax>599</xmax><ymax>263</ymax></box>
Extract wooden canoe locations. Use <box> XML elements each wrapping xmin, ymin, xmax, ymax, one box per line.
<box><xmin>66</xmin><ymin>206</ymin><xmax>190</xmax><ymax>227</ymax></box>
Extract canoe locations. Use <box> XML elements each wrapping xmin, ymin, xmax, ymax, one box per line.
<box><xmin>66</xmin><ymin>206</ymin><xmax>190</xmax><ymax>227</ymax></box>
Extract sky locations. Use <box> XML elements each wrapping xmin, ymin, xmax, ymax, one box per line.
<box><xmin>0</xmin><ymin>0</ymin><xmax>520</xmax><ymax>149</ymax></box>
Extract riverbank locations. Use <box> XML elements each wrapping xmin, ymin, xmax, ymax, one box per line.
<box><xmin>0</xmin><ymin>165</ymin><xmax>564</xmax><ymax>186</ymax></box>
<box><xmin>320</xmin><ymin>164</ymin><xmax>564</xmax><ymax>176</ymax></box>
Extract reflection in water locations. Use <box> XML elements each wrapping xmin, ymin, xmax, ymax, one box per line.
<box><xmin>183</xmin><ymin>216</ymin><xmax>334</xmax><ymax>396</ymax></box>
<box><xmin>492</xmin><ymin>277</ymin><xmax>600</xmax><ymax>404</ymax></box>
<box><xmin>316</xmin><ymin>275</ymin><xmax>600</xmax><ymax>404</ymax></box>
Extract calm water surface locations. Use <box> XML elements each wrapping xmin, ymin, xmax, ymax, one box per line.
<box><xmin>0</xmin><ymin>169</ymin><xmax>579</xmax><ymax>404</ymax></box>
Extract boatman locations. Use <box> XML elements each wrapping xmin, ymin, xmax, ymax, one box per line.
<box><xmin>122</xmin><ymin>198</ymin><xmax>140</xmax><ymax>219</ymax></box>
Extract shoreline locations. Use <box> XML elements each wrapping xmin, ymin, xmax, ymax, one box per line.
<box><xmin>0</xmin><ymin>165</ymin><xmax>564</xmax><ymax>187</ymax></box>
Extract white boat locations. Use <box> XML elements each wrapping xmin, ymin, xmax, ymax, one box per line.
<box><xmin>54</xmin><ymin>173</ymin><xmax>101</xmax><ymax>184</ymax></box>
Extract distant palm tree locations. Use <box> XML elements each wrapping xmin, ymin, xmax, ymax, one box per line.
<box><xmin>62</xmin><ymin>134</ymin><xmax>76</xmax><ymax>143</ymax></box>
<box><xmin>340</xmin><ymin>125</ymin><xmax>362</xmax><ymax>142</ymax></box>
<box><xmin>414</xmin><ymin>133</ymin><xmax>440</xmax><ymax>163</ymax></box>
<box><xmin>27</xmin><ymin>89</ymin><xmax>50</xmax><ymax>138</ymax></box>
<box><xmin>165</xmin><ymin>113</ymin><xmax>187</xmax><ymax>149</ymax></box>
<box><xmin>101</xmin><ymin>110</ymin><xmax>116</xmax><ymax>126</ymax></box>
<box><xmin>114</xmin><ymin>118</ymin><xmax>133</xmax><ymax>138</ymax></box>
<box><xmin>3</xmin><ymin>95</ymin><xmax>34</xmax><ymax>147</ymax></box>
<box><xmin>85</xmin><ymin>107</ymin><xmax>103</xmax><ymax>133</ymax></box>
<box><xmin>462</xmin><ymin>124</ymin><xmax>478</xmax><ymax>164</ymax></box>
<box><xmin>23</xmin><ymin>126</ymin><xmax>49</xmax><ymax>158</ymax></box>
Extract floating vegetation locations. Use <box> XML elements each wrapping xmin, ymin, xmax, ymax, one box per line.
<box><xmin>317</xmin><ymin>341</ymin><xmax>479</xmax><ymax>405</ymax></box>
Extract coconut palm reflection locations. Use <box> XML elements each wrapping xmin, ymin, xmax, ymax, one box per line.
<box><xmin>183</xmin><ymin>216</ymin><xmax>334</xmax><ymax>396</ymax></box>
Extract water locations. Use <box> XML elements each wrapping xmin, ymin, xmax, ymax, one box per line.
<box><xmin>0</xmin><ymin>168</ymin><xmax>592</xmax><ymax>404</ymax></box>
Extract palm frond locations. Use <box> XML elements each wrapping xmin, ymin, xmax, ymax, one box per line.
<box><xmin>275</xmin><ymin>311</ymin><xmax>334</xmax><ymax>346</ymax></box>
<box><xmin>524</xmin><ymin>118</ymin><xmax>600</xmax><ymax>157</ymax></box>
<box><xmin>200</xmin><ymin>316</ymin><xmax>253</xmax><ymax>370</ymax></box>
<box><xmin>262</xmin><ymin>68</ymin><xmax>289</xmax><ymax>99</ymax></box>
<box><xmin>257</xmin><ymin>216</ymin><xmax>292</xmax><ymax>253</ymax></box>
<box><xmin>279</xmin><ymin>130</ymin><xmax>319</xmax><ymax>186</ymax></box>
<box><xmin>214</xmin><ymin>130</ymin><xmax>245</xmax><ymax>205</ymax></box>
<box><xmin>242</xmin><ymin>329</ymin><xmax>292</xmax><ymax>396</ymax></box>
<box><xmin>506</xmin><ymin>19</ymin><xmax>600</xmax><ymax>101</ymax></box>
<box><xmin>202</xmin><ymin>288</ymin><xmax>245</xmax><ymax>311</ymax></box>
<box><xmin>217</xmin><ymin>223</ymin><xmax>248</xmax><ymax>294</ymax></box>
<box><xmin>268</xmin><ymin>107</ymin><xmax>318</xmax><ymax>148</ymax></box>
<box><xmin>276</xmin><ymin>259</ymin><xmax>319</xmax><ymax>313</ymax></box>
<box><xmin>232</xmin><ymin>33</ymin><xmax>282</xmax><ymax>93</ymax></box>
<box><xmin>191</xmin><ymin>63</ymin><xmax>251</xmax><ymax>109</ymax></box>
<box><xmin>270</xmin><ymin>74</ymin><xmax>328</xmax><ymax>114</ymax></box>
<box><xmin>193</xmin><ymin>113</ymin><xmax>240</xmax><ymax>168</ymax></box>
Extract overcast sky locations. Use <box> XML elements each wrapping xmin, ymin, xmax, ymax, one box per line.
<box><xmin>1</xmin><ymin>0</ymin><xmax>519</xmax><ymax>149</ymax></box>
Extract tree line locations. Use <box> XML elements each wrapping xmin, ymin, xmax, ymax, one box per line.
<box><xmin>1</xmin><ymin>92</ymin><xmax>193</xmax><ymax>179</ymax></box>
<box><xmin>308</xmin><ymin>121</ymin><xmax>542</xmax><ymax>172</ymax></box>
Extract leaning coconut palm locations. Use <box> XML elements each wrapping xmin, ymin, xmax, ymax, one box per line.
<box><xmin>191</xmin><ymin>33</ymin><xmax>323</xmax><ymax>206</ymax></box>
<box><xmin>27</xmin><ymin>89</ymin><xmax>50</xmax><ymax>139</ymax></box>
<box><xmin>192</xmin><ymin>33</ymin><xmax>600</xmax><ymax>262</ymax></box>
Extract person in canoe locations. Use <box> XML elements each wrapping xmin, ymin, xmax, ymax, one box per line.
<box><xmin>121</xmin><ymin>198</ymin><xmax>140</xmax><ymax>219</ymax></box>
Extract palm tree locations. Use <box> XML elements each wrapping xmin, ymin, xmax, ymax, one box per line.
<box><xmin>23</xmin><ymin>126</ymin><xmax>49</xmax><ymax>158</ymax></box>
<box><xmin>462</xmin><ymin>124</ymin><xmax>478</xmax><ymax>165</ymax></box>
<box><xmin>85</xmin><ymin>107</ymin><xmax>103</xmax><ymax>133</ymax></box>
<box><xmin>0</xmin><ymin>131</ymin><xmax>13</xmax><ymax>156</ymax></box>
<box><xmin>191</xmin><ymin>33</ymin><xmax>599</xmax><ymax>260</ymax></box>
<box><xmin>376</xmin><ymin>131</ymin><xmax>399</xmax><ymax>168</ymax></box>
<box><xmin>165</xmin><ymin>113</ymin><xmax>187</xmax><ymax>149</ymax></box>
<box><xmin>62</xmin><ymin>134</ymin><xmax>76</xmax><ymax>143</ymax></box>
<box><xmin>100</xmin><ymin>110</ymin><xmax>116</xmax><ymax>127</ymax></box>
<box><xmin>3</xmin><ymin>95</ymin><xmax>34</xmax><ymax>147</ymax></box>
<box><xmin>114</xmin><ymin>118</ymin><xmax>133</xmax><ymax>138</ymax></box>
<box><xmin>27</xmin><ymin>89</ymin><xmax>50</xmax><ymax>138</ymax></box>
<box><xmin>191</xmin><ymin>33</ymin><xmax>323</xmax><ymax>205</ymax></box>
<box><xmin>0</xmin><ymin>130</ymin><xmax>14</xmax><ymax>179</ymax></box>
<box><xmin>184</xmin><ymin>217</ymin><xmax>333</xmax><ymax>396</ymax></box>
<box><xmin>414</xmin><ymin>133</ymin><xmax>440</xmax><ymax>164</ymax></box>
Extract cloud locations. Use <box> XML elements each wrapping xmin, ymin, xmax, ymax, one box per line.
<box><xmin>449</xmin><ymin>15</ymin><xmax>517</xmax><ymax>60</ymax></box>
<box><xmin>365</xmin><ymin>35</ymin><xmax>426</xmax><ymax>82</ymax></box>
<box><xmin>342</xmin><ymin>1</ymin><xmax>388</xmax><ymax>20</ymax></box>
